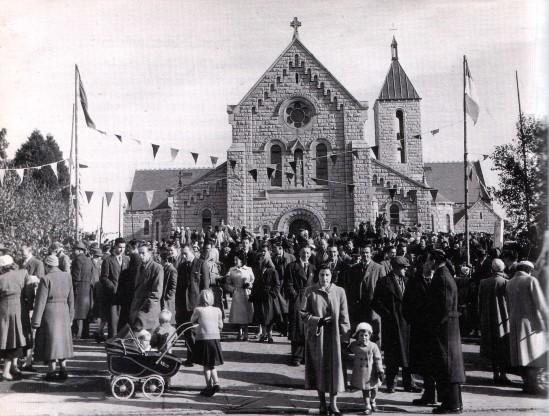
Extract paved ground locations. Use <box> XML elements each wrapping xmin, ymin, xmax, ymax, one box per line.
<box><xmin>0</xmin><ymin>328</ymin><xmax>547</xmax><ymax>416</ymax></box>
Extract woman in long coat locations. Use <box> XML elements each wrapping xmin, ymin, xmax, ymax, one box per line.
<box><xmin>506</xmin><ymin>262</ymin><xmax>548</xmax><ymax>394</ymax></box>
<box><xmin>301</xmin><ymin>265</ymin><xmax>350</xmax><ymax>416</ymax></box>
<box><xmin>32</xmin><ymin>255</ymin><xmax>74</xmax><ymax>381</ymax></box>
<box><xmin>225</xmin><ymin>251</ymin><xmax>254</xmax><ymax>340</ymax></box>
<box><xmin>250</xmin><ymin>246</ymin><xmax>284</xmax><ymax>343</ymax></box>
<box><xmin>424</xmin><ymin>250</ymin><xmax>465</xmax><ymax>414</ymax></box>
<box><xmin>478</xmin><ymin>258</ymin><xmax>511</xmax><ymax>384</ymax></box>
<box><xmin>0</xmin><ymin>255</ymin><xmax>33</xmax><ymax>381</ymax></box>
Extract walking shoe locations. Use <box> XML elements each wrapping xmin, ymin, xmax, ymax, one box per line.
<box><xmin>370</xmin><ymin>400</ymin><xmax>377</xmax><ymax>412</ymax></box>
<box><xmin>205</xmin><ymin>384</ymin><xmax>220</xmax><ymax>397</ymax></box>
<box><xmin>412</xmin><ymin>397</ymin><xmax>437</xmax><ymax>406</ymax></box>
<box><xmin>44</xmin><ymin>372</ymin><xmax>58</xmax><ymax>382</ymax></box>
<box><xmin>432</xmin><ymin>406</ymin><xmax>462</xmax><ymax>414</ymax></box>
<box><xmin>258</xmin><ymin>334</ymin><xmax>266</xmax><ymax>343</ymax></box>
<box><xmin>183</xmin><ymin>359</ymin><xmax>194</xmax><ymax>367</ymax></box>
<box><xmin>199</xmin><ymin>386</ymin><xmax>212</xmax><ymax>396</ymax></box>
<box><xmin>267</xmin><ymin>336</ymin><xmax>274</xmax><ymax>344</ymax></box>
<box><xmin>58</xmin><ymin>370</ymin><xmax>68</xmax><ymax>381</ymax></box>
<box><xmin>386</xmin><ymin>386</ymin><xmax>395</xmax><ymax>393</ymax></box>
<box><xmin>21</xmin><ymin>365</ymin><xmax>36</xmax><ymax>373</ymax></box>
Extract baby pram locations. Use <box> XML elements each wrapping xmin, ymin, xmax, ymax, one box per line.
<box><xmin>105</xmin><ymin>322</ymin><xmax>197</xmax><ymax>400</ymax></box>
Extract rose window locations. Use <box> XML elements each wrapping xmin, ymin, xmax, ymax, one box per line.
<box><xmin>285</xmin><ymin>100</ymin><xmax>313</xmax><ymax>128</ymax></box>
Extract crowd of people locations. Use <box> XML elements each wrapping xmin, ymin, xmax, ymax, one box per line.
<box><xmin>0</xmin><ymin>222</ymin><xmax>547</xmax><ymax>414</ymax></box>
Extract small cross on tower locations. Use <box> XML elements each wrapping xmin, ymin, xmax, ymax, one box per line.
<box><xmin>290</xmin><ymin>17</ymin><xmax>301</xmax><ymax>39</ymax></box>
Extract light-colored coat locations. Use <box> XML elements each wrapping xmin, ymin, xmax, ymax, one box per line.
<box><xmin>506</xmin><ymin>271</ymin><xmax>548</xmax><ymax>367</ymax></box>
<box><xmin>0</xmin><ymin>269</ymin><xmax>32</xmax><ymax>350</ymax></box>
<box><xmin>129</xmin><ymin>260</ymin><xmax>163</xmax><ymax>332</ymax></box>
<box><xmin>349</xmin><ymin>340</ymin><xmax>383</xmax><ymax>390</ymax></box>
<box><xmin>301</xmin><ymin>284</ymin><xmax>350</xmax><ymax>393</ymax></box>
<box><xmin>32</xmin><ymin>268</ymin><xmax>74</xmax><ymax>361</ymax></box>
<box><xmin>226</xmin><ymin>266</ymin><xmax>254</xmax><ymax>324</ymax></box>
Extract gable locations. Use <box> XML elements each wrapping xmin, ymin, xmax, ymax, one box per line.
<box><xmin>231</xmin><ymin>38</ymin><xmax>366</xmax><ymax>113</ymax></box>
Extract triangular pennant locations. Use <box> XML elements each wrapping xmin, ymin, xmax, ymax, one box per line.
<box><xmin>105</xmin><ymin>192</ymin><xmax>114</xmax><ymax>207</ymax></box>
<box><xmin>77</xmin><ymin>67</ymin><xmax>96</xmax><ymax>129</ymax></box>
<box><xmin>78</xmin><ymin>163</ymin><xmax>88</xmax><ymax>168</ymax></box>
<box><xmin>430</xmin><ymin>189</ymin><xmax>438</xmax><ymax>202</ymax></box>
<box><xmin>286</xmin><ymin>171</ymin><xmax>294</xmax><ymax>183</ymax></box>
<box><xmin>430</xmin><ymin>128</ymin><xmax>440</xmax><ymax>135</ymax></box>
<box><xmin>14</xmin><ymin>168</ymin><xmax>25</xmax><ymax>184</ymax></box>
<box><xmin>229</xmin><ymin>159</ymin><xmax>237</xmax><ymax>170</ymax></box>
<box><xmin>50</xmin><ymin>163</ymin><xmax>58</xmax><ymax>180</ymax></box>
<box><xmin>266</xmin><ymin>167</ymin><xmax>275</xmax><ymax>179</ymax></box>
<box><xmin>145</xmin><ymin>190</ymin><xmax>154</xmax><ymax>207</ymax></box>
<box><xmin>330</xmin><ymin>154</ymin><xmax>337</xmax><ymax>165</ymax></box>
<box><xmin>352</xmin><ymin>150</ymin><xmax>359</xmax><ymax>159</ymax></box>
<box><xmin>131</xmin><ymin>138</ymin><xmax>142</xmax><ymax>145</ymax></box>
<box><xmin>347</xmin><ymin>184</ymin><xmax>355</xmax><ymax>192</ymax></box>
<box><xmin>413</xmin><ymin>134</ymin><xmax>422</xmax><ymax>139</ymax></box>
<box><xmin>151</xmin><ymin>144</ymin><xmax>160</xmax><ymax>159</ymax></box>
<box><xmin>96</xmin><ymin>129</ymin><xmax>107</xmax><ymax>135</ymax></box>
<box><xmin>125</xmin><ymin>191</ymin><xmax>134</xmax><ymax>207</ymax></box>
<box><xmin>289</xmin><ymin>161</ymin><xmax>297</xmax><ymax>171</ymax></box>
<box><xmin>0</xmin><ymin>169</ymin><xmax>5</xmax><ymax>186</ymax></box>
<box><xmin>248</xmin><ymin>169</ymin><xmax>258</xmax><ymax>182</ymax></box>
<box><xmin>115</xmin><ymin>134</ymin><xmax>122</xmax><ymax>142</ymax></box>
<box><xmin>408</xmin><ymin>189</ymin><xmax>417</xmax><ymax>202</ymax></box>
<box><xmin>210</xmin><ymin>156</ymin><xmax>218</xmax><ymax>167</ymax></box>
<box><xmin>311</xmin><ymin>177</ymin><xmax>319</xmax><ymax>184</ymax></box>
<box><xmin>468</xmin><ymin>169</ymin><xmax>473</xmax><ymax>181</ymax></box>
<box><xmin>170</xmin><ymin>148</ymin><xmax>179</xmax><ymax>161</ymax></box>
<box><xmin>370</xmin><ymin>146</ymin><xmax>379</xmax><ymax>159</ymax></box>
<box><xmin>389</xmin><ymin>188</ymin><xmax>397</xmax><ymax>200</ymax></box>
<box><xmin>85</xmin><ymin>191</ymin><xmax>94</xmax><ymax>203</ymax></box>
<box><xmin>483</xmin><ymin>154</ymin><xmax>489</xmax><ymax>160</ymax></box>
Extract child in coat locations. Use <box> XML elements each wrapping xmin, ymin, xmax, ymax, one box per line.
<box><xmin>151</xmin><ymin>310</ymin><xmax>177</xmax><ymax>352</ymax></box>
<box><xmin>348</xmin><ymin>322</ymin><xmax>384</xmax><ymax>415</ymax></box>
<box><xmin>191</xmin><ymin>289</ymin><xmax>224</xmax><ymax>397</ymax></box>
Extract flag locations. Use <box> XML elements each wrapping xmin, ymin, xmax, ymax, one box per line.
<box><xmin>85</xmin><ymin>191</ymin><xmax>94</xmax><ymax>203</ymax></box>
<box><xmin>145</xmin><ymin>190</ymin><xmax>154</xmax><ymax>207</ymax></box>
<box><xmin>289</xmin><ymin>161</ymin><xmax>297</xmax><ymax>171</ymax></box>
<box><xmin>266</xmin><ymin>166</ymin><xmax>275</xmax><ymax>179</ymax></box>
<box><xmin>170</xmin><ymin>148</ymin><xmax>179</xmax><ymax>161</ymax></box>
<box><xmin>49</xmin><ymin>163</ymin><xmax>58</xmax><ymax>180</ymax></box>
<box><xmin>191</xmin><ymin>152</ymin><xmax>199</xmax><ymax>164</ymax></box>
<box><xmin>210</xmin><ymin>156</ymin><xmax>218</xmax><ymax>167</ymax></box>
<box><xmin>14</xmin><ymin>168</ymin><xmax>24</xmax><ymax>184</ymax></box>
<box><xmin>468</xmin><ymin>169</ymin><xmax>473</xmax><ymax>181</ymax></box>
<box><xmin>125</xmin><ymin>191</ymin><xmax>134</xmax><ymax>207</ymax></box>
<box><xmin>77</xmin><ymin>66</ymin><xmax>96</xmax><ymax>129</ymax></box>
<box><xmin>370</xmin><ymin>146</ymin><xmax>379</xmax><ymax>159</ymax></box>
<box><xmin>352</xmin><ymin>150</ymin><xmax>359</xmax><ymax>159</ymax></box>
<box><xmin>229</xmin><ymin>159</ymin><xmax>237</xmax><ymax>170</ymax></box>
<box><xmin>347</xmin><ymin>184</ymin><xmax>355</xmax><ymax>192</ymax></box>
<box><xmin>430</xmin><ymin>189</ymin><xmax>438</xmax><ymax>202</ymax></box>
<box><xmin>465</xmin><ymin>58</ymin><xmax>480</xmax><ymax>124</ymax></box>
<box><xmin>115</xmin><ymin>134</ymin><xmax>122</xmax><ymax>142</ymax></box>
<box><xmin>78</xmin><ymin>163</ymin><xmax>88</xmax><ymax>168</ymax></box>
<box><xmin>286</xmin><ymin>172</ymin><xmax>294</xmax><ymax>183</ymax></box>
<box><xmin>151</xmin><ymin>144</ymin><xmax>160</xmax><ymax>159</ymax></box>
<box><xmin>330</xmin><ymin>154</ymin><xmax>337</xmax><ymax>165</ymax></box>
<box><xmin>105</xmin><ymin>192</ymin><xmax>113</xmax><ymax>207</ymax></box>
<box><xmin>483</xmin><ymin>154</ymin><xmax>489</xmax><ymax>160</ymax></box>
<box><xmin>430</xmin><ymin>128</ymin><xmax>440</xmax><ymax>135</ymax></box>
<box><xmin>0</xmin><ymin>169</ymin><xmax>4</xmax><ymax>186</ymax></box>
<box><xmin>131</xmin><ymin>138</ymin><xmax>141</xmax><ymax>145</ymax></box>
<box><xmin>389</xmin><ymin>188</ymin><xmax>397</xmax><ymax>200</ymax></box>
<box><xmin>248</xmin><ymin>169</ymin><xmax>257</xmax><ymax>182</ymax></box>
<box><xmin>408</xmin><ymin>189</ymin><xmax>417</xmax><ymax>202</ymax></box>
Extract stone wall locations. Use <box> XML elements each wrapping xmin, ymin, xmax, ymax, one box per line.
<box><xmin>123</xmin><ymin>210</ymin><xmax>153</xmax><ymax>240</ymax></box>
<box><xmin>373</xmin><ymin>100</ymin><xmax>423</xmax><ymax>182</ymax></box>
<box><xmin>430</xmin><ymin>202</ymin><xmax>455</xmax><ymax>233</ymax></box>
<box><xmin>454</xmin><ymin>201</ymin><xmax>500</xmax><ymax>234</ymax></box>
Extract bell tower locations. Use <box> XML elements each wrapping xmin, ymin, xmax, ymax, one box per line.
<box><xmin>373</xmin><ymin>37</ymin><xmax>423</xmax><ymax>181</ymax></box>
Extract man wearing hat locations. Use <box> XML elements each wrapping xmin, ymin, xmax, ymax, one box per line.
<box><xmin>424</xmin><ymin>249</ymin><xmax>465</xmax><ymax>413</ymax></box>
<box><xmin>71</xmin><ymin>242</ymin><xmax>94</xmax><ymax>339</ymax></box>
<box><xmin>49</xmin><ymin>242</ymin><xmax>71</xmax><ymax>274</ymax></box>
<box><xmin>373</xmin><ymin>256</ymin><xmax>419</xmax><ymax>393</ymax></box>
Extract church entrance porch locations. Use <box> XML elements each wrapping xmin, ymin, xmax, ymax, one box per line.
<box><xmin>289</xmin><ymin>218</ymin><xmax>312</xmax><ymax>237</ymax></box>
<box><xmin>274</xmin><ymin>207</ymin><xmax>325</xmax><ymax>236</ymax></box>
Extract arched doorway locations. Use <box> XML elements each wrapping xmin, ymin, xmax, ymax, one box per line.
<box><xmin>289</xmin><ymin>218</ymin><xmax>312</xmax><ymax>237</ymax></box>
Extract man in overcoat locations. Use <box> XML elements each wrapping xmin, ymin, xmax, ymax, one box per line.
<box><xmin>100</xmin><ymin>238</ymin><xmax>130</xmax><ymax>338</ymax></box>
<box><xmin>424</xmin><ymin>249</ymin><xmax>465</xmax><ymax>414</ymax></box>
<box><xmin>176</xmin><ymin>245</ymin><xmax>210</xmax><ymax>366</ymax></box>
<box><xmin>71</xmin><ymin>242</ymin><xmax>94</xmax><ymax>339</ymax></box>
<box><xmin>129</xmin><ymin>244</ymin><xmax>163</xmax><ymax>332</ymax></box>
<box><xmin>160</xmin><ymin>244</ymin><xmax>178</xmax><ymax>323</ymax></box>
<box><xmin>373</xmin><ymin>256</ymin><xmax>419</xmax><ymax>393</ymax></box>
<box><xmin>273</xmin><ymin>243</ymin><xmax>295</xmax><ymax>336</ymax></box>
<box><xmin>285</xmin><ymin>246</ymin><xmax>317</xmax><ymax>366</ymax></box>
<box><xmin>118</xmin><ymin>240</ymin><xmax>141</xmax><ymax>330</ymax></box>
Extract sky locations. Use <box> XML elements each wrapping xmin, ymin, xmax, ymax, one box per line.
<box><xmin>0</xmin><ymin>0</ymin><xmax>546</xmax><ymax>235</ymax></box>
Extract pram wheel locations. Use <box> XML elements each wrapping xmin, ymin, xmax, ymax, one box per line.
<box><xmin>142</xmin><ymin>375</ymin><xmax>165</xmax><ymax>399</ymax></box>
<box><xmin>111</xmin><ymin>375</ymin><xmax>135</xmax><ymax>400</ymax></box>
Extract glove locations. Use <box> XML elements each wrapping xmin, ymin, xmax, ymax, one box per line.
<box><xmin>243</xmin><ymin>282</ymin><xmax>251</xmax><ymax>289</ymax></box>
<box><xmin>318</xmin><ymin>316</ymin><xmax>332</xmax><ymax>327</ymax></box>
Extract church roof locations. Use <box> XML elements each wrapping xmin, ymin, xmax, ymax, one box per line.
<box><xmin>424</xmin><ymin>161</ymin><xmax>490</xmax><ymax>205</ymax></box>
<box><xmin>128</xmin><ymin>167</ymin><xmax>212</xmax><ymax>211</ymax></box>
<box><xmin>233</xmin><ymin>36</ymin><xmax>366</xmax><ymax>110</ymax></box>
<box><xmin>377</xmin><ymin>38</ymin><xmax>420</xmax><ymax>101</ymax></box>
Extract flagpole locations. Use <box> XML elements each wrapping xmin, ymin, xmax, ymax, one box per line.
<box><xmin>69</xmin><ymin>103</ymin><xmax>75</xmax><ymax>232</ymax></box>
<box><xmin>515</xmin><ymin>70</ymin><xmax>531</xmax><ymax>227</ymax></box>
<box><xmin>463</xmin><ymin>55</ymin><xmax>470</xmax><ymax>265</ymax></box>
<box><xmin>99</xmin><ymin>196</ymin><xmax>104</xmax><ymax>244</ymax></box>
<box><xmin>118</xmin><ymin>192</ymin><xmax>122</xmax><ymax>238</ymax></box>
<box><xmin>74</xmin><ymin>65</ymin><xmax>80</xmax><ymax>241</ymax></box>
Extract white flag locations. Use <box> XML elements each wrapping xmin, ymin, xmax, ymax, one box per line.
<box><xmin>50</xmin><ymin>162</ymin><xmax>58</xmax><ymax>180</ymax></box>
<box><xmin>0</xmin><ymin>169</ymin><xmax>4</xmax><ymax>186</ymax></box>
<box><xmin>145</xmin><ymin>190</ymin><xmax>154</xmax><ymax>207</ymax></box>
<box><xmin>465</xmin><ymin>59</ymin><xmax>480</xmax><ymax>125</ymax></box>
<box><xmin>14</xmin><ymin>168</ymin><xmax>25</xmax><ymax>184</ymax></box>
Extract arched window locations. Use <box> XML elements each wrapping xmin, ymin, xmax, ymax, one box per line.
<box><xmin>396</xmin><ymin>109</ymin><xmax>406</xmax><ymax>163</ymax></box>
<box><xmin>202</xmin><ymin>209</ymin><xmax>212</xmax><ymax>230</ymax></box>
<box><xmin>144</xmin><ymin>220</ymin><xmax>150</xmax><ymax>235</ymax></box>
<box><xmin>294</xmin><ymin>149</ymin><xmax>304</xmax><ymax>186</ymax></box>
<box><xmin>270</xmin><ymin>144</ymin><xmax>282</xmax><ymax>186</ymax></box>
<box><xmin>480</xmin><ymin>212</ymin><xmax>483</xmax><ymax>220</ymax></box>
<box><xmin>446</xmin><ymin>214</ymin><xmax>451</xmax><ymax>232</ymax></box>
<box><xmin>389</xmin><ymin>204</ymin><xmax>400</xmax><ymax>225</ymax></box>
<box><xmin>316</xmin><ymin>143</ymin><xmax>328</xmax><ymax>185</ymax></box>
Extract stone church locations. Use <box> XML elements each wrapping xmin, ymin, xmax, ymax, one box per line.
<box><xmin>124</xmin><ymin>20</ymin><xmax>499</xmax><ymax>241</ymax></box>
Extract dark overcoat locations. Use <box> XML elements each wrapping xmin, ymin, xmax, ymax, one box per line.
<box><xmin>24</xmin><ymin>256</ymin><xmax>45</xmax><ymax>278</ymax></box>
<box><xmin>32</xmin><ymin>268</ymin><xmax>74</xmax><ymax>361</ymax></box>
<box><xmin>373</xmin><ymin>272</ymin><xmax>410</xmax><ymax>367</ymax></box>
<box><xmin>347</xmin><ymin>260</ymin><xmax>385</xmax><ymax>328</ymax></box>
<box><xmin>71</xmin><ymin>253</ymin><xmax>95</xmax><ymax>320</ymax></box>
<box><xmin>175</xmin><ymin>257</ymin><xmax>210</xmax><ymax>323</ymax></box>
<box><xmin>100</xmin><ymin>254</ymin><xmax>130</xmax><ymax>306</ymax></box>
<box><xmin>402</xmin><ymin>273</ymin><xmax>431</xmax><ymax>374</ymax></box>
<box><xmin>285</xmin><ymin>260</ymin><xmax>317</xmax><ymax>343</ymax></box>
<box><xmin>129</xmin><ymin>260</ymin><xmax>163</xmax><ymax>331</ymax></box>
<box><xmin>424</xmin><ymin>264</ymin><xmax>466</xmax><ymax>383</ymax></box>
<box><xmin>250</xmin><ymin>262</ymin><xmax>284</xmax><ymax>326</ymax></box>
<box><xmin>161</xmin><ymin>262</ymin><xmax>177</xmax><ymax>323</ymax></box>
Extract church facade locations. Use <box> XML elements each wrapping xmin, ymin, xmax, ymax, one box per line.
<box><xmin>124</xmin><ymin>21</ymin><xmax>461</xmax><ymax>240</ymax></box>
